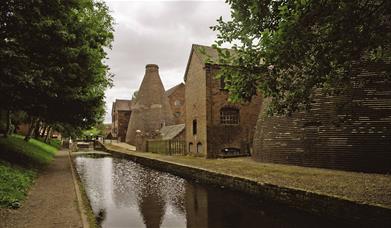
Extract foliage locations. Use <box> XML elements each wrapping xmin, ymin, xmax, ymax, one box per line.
<box><xmin>82</xmin><ymin>126</ymin><xmax>102</xmax><ymax>138</ymax></box>
<box><xmin>0</xmin><ymin>0</ymin><xmax>114</xmax><ymax>136</ymax></box>
<box><xmin>211</xmin><ymin>0</ymin><xmax>391</xmax><ymax>115</ymax></box>
<box><xmin>47</xmin><ymin>138</ymin><xmax>62</xmax><ymax>149</ymax></box>
<box><xmin>0</xmin><ymin>161</ymin><xmax>36</xmax><ymax>208</ymax></box>
<box><xmin>36</xmin><ymin>137</ymin><xmax>62</xmax><ymax>149</ymax></box>
<box><xmin>132</xmin><ymin>90</ymin><xmax>139</xmax><ymax>100</ymax></box>
<box><xmin>0</xmin><ymin>134</ymin><xmax>57</xmax><ymax>208</ymax></box>
<box><xmin>0</xmin><ymin>134</ymin><xmax>57</xmax><ymax>169</ymax></box>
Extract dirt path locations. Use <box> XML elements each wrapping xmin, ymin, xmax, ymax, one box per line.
<box><xmin>0</xmin><ymin>150</ymin><xmax>83</xmax><ymax>228</ymax></box>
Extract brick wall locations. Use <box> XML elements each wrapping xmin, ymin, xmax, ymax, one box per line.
<box><xmin>185</xmin><ymin>51</ymin><xmax>208</xmax><ymax>156</ymax></box>
<box><xmin>253</xmin><ymin>61</ymin><xmax>391</xmax><ymax>173</ymax></box>
<box><xmin>167</xmin><ymin>84</ymin><xmax>186</xmax><ymax>124</ymax></box>
<box><xmin>126</xmin><ymin>64</ymin><xmax>174</xmax><ymax>145</ymax></box>
<box><xmin>206</xmin><ymin>65</ymin><xmax>263</xmax><ymax>158</ymax></box>
<box><xmin>117</xmin><ymin>110</ymin><xmax>131</xmax><ymax>142</ymax></box>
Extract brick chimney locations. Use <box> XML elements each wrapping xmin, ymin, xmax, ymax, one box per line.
<box><xmin>125</xmin><ymin>64</ymin><xmax>174</xmax><ymax>145</ymax></box>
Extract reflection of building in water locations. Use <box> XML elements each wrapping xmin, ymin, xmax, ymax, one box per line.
<box><xmin>137</xmin><ymin>172</ymin><xmax>166</xmax><ymax>228</ymax></box>
<box><xmin>112</xmin><ymin>159</ymin><xmax>139</xmax><ymax>208</ymax></box>
<box><xmin>185</xmin><ymin>183</ymin><xmax>208</xmax><ymax>228</ymax></box>
<box><xmin>111</xmin><ymin>158</ymin><xmax>187</xmax><ymax>227</ymax></box>
<box><xmin>184</xmin><ymin>183</ymin><xmax>306</xmax><ymax>228</ymax></box>
<box><xmin>206</xmin><ymin>187</ymin><xmax>263</xmax><ymax>228</ymax></box>
<box><xmin>74</xmin><ymin>157</ymin><xmax>113</xmax><ymax>218</ymax></box>
<box><xmin>160</xmin><ymin>176</ymin><xmax>186</xmax><ymax>216</ymax></box>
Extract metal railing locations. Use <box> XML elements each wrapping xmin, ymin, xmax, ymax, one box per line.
<box><xmin>146</xmin><ymin>139</ymin><xmax>186</xmax><ymax>155</ymax></box>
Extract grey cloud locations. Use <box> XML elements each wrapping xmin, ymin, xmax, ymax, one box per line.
<box><xmin>103</xmin><ymin>1</ymin><xmax>231</xmax><ymax>123</ymax></box>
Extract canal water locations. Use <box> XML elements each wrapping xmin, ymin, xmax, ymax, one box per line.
<box><xmin>74</xmin><ymin>152</ymin><xmax>345</xmax><ymax>228</ymax></box>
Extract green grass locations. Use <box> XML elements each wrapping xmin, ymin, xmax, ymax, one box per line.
<box><xmin>0</xmin><ymin>134</ymin><xmax>57</xmax><ymax>169</ymax></box>
<box><xmin>47</xmin><ymin>138</ymin><xmax>62</xmax><ymax>149</ymax></box>
<box><xmin>35</xmin><ymin>137</ymin><xmax>62</xmax><ymax>150</ymax></box>
<box><xmin>0</xmin><ymin>161</ymin><xmax>36</xmax><ymax>208</ymax></box>
<box><xmin>0</xmin><ymin>134</ymin><xmax>58</xmax><ymax>208</ymax></box>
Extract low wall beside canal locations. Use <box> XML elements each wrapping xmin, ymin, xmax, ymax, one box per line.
<box><xmin>99</xmin><ymin>143</ymin><xmax>391</xmax><ymax>227</ymax></box>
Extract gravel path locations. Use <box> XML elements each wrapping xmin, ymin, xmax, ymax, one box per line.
<box><xmin>0</xmin><ymin>150</ymin><xmax>83</xmax><ymax>228</ymax></box>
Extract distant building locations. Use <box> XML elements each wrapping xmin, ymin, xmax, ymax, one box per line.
<box><xmin>111</xmin><ymin>99</ymin><xmax>132</xmax><ymax>142</ymax></box>
<box><xmin>184</xmin><ymin>44</ymin><xmax>262</xmax><ymax>158</ymax></box>
<box><xmin>126</xmin><ymin>64</ymin><xmax>175</xmax><ymax>146</ymax></box>
<box><xmin>165</xmin><ymin>83</ymin><xmax>185</xmax><ymax>124</ymax></box>
<box><xmin>103</xmin><ymin>123</ymin><xmax>112</xmax><ymax>138</ymax></box>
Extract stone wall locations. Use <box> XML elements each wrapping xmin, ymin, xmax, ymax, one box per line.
<box><xmin>253</xmin><ymin>60</ymin><xmax>391</xmax><ymax>173</ymax></box>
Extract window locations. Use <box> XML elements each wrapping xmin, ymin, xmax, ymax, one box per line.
<box><xmin>192</xmin><ymin>119</ymin><xmax>197</xmax><ymax>135</ymax></box>
<box><xmin>174</xmin><ymin>100</ymin><xmax>181</xmax><ymax>106</ymax></box>
<box><xmin>220</xmin><ymin>76</ymin><xmax>226</xmax><ymax>90</ymax></box>
<box><xmin>174</xmin><ymin>112</ymin><xmax>181</xmax><ymax>117</ymax></box>
<box><xmin>220</xmin><ymin>107</ymin><xmax>239</xmax><ymax>125</ymax></box>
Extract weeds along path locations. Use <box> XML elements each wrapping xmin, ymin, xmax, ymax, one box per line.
<box><xmin>0</xmin><ymin>150</ymin><xmax>83</xmax><ymax>228</ymax></box>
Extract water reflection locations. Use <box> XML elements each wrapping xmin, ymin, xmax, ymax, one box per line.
<box><xmin>74</xmin><ymin>153</ymin><xmax>344</xmax><ymax>228</ymax></box>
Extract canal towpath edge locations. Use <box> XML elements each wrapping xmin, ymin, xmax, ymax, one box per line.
<box><xmin>101</xmin><ymin>141</ymin><xmax>391</xmax><ymax>226</ymax></box>
<box><xmin>0</xmin><ymin>150</ymin><xmax>89</xmax><ymax>228</ymax></box>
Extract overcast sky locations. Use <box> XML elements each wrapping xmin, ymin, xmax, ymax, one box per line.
<box><xmin>103</xmin><ymin>0</ymin><xmax>231</xmax><ymax>123</ymax></box>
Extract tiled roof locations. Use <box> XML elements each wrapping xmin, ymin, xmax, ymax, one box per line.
<box><xmin>192</xmin><ymin>44</ymin><xmax>235</xmax><ymax>65</ymax></box>
<box><xmin>184</xmin><ymin>44</ymin><xmax>235</xmax><ymax>81</ymax></box>
<box><xmin>165</xmin><ymin>83</ymin><xmax>184</xmax><ymax>97</ymax></box>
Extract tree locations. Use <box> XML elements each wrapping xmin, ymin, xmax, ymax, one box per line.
<box><xmin>0</xmin><ymin>0</ymin><xmax>114</xmax><ymax>140</ymax></box>
<box><xmin>132</xmin><ymin>90</ymin><xmax>139</xmax><ymax>100</ymax></box>
<box><xmin>211</xmin><ymin>0</ymin><xmax>391</xmax><ymax>115</ymax></box>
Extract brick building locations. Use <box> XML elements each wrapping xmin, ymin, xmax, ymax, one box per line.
<box><xmin>253</xmin><ymin>59</ymin><xmax>391</xmax><ymax>173</ymax></box>
<box><xmin>166</xmin><ymin>83</ymin><xmax>185</xmax><ymax>124</ymax></box>
<box><xmin>184</xmin><ymin>44</ymin><xmax>262</xmax><ymax>158</ymax></box>
<box><xmin>111</xmin><ymin>99</ymin><xmax>132</xmax><ymax>142</ymax></box>
<box><xmin>126</xmin><ymin>64</ymin><xmax>175</xmax><ymax>146</ymax></box>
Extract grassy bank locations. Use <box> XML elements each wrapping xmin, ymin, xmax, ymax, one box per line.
<box><xmin>0</xmin><ymin>135</ymin><xmax>58</xmax><ymax>208</ymax></box>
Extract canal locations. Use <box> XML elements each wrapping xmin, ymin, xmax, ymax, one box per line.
<box><xmin>74</xmin><ymin>151</ymin><xmax>346</xmax><ymax>228</ymax></box>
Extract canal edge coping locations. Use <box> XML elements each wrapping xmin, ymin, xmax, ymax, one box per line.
<box><xmin>100</xmin><ymin>144</ymin><xmax>391</xmax><ymax>227</ymax></box>
<box><xmin>67</xmin><ymin>149</ymin><xmax>90</xmax><ymax>228</ymax></box>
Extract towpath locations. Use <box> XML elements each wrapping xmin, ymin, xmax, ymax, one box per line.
<box><xmin>0</xmin><ymin>150</ymin><xmax>84</xmax><ymax>228</ymax></box>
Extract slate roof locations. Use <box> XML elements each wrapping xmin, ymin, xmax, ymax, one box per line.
<box><xmin>160</xmin><ymin>124</ymin><xmax>185</xmax><ymax>140</ymax></box>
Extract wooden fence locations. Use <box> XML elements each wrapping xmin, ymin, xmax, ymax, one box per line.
<box><xmin>146</xmin><ymin>139</ymin><xmax>186</xmax><ymax>155</ymax></box>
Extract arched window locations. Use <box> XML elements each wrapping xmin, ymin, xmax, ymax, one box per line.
<box><xmin>189</xmin><ymin>143</ymin><xmax>193</xmax><ymax>153</ymax></box>
<box><xmin>174</xmin><ymin>100</ymin><xmax>181</xmax><ymax>106</ymax></box>
<box><xmin>220</xmin><ymin>76</ymin><xmax>226</xmax><ymax>90</ymax></box>
<box><xmin>220</xmin><ymin>107</ymin><xmax>239</xmax><ymax>125</ymax></box>
<box><xmin>197</xmin><ymin>142</ymin><xmax>202</xmax><ymax>153</ymax></box>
